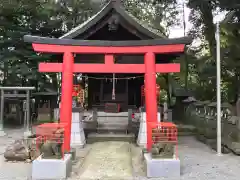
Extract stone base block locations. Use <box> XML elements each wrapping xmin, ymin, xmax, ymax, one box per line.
<box><xmin>32</xmin><ymin>154</ymin><xmax>72</xmax><ymax>180</ymax></box>
<box><xmin>144</xmin><ymin>153</ymin><xmax>180</xmax><ymax>178</ymax></box>
<box><xmin>24</xmin><ymin>130</ymin><xmax>32</xmax><ymax>138</ymax></box>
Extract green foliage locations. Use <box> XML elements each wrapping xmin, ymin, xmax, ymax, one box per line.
<box><xmin>181</xmin><ymin>0</ymin><xmax>240</xmax><ymax>103</ymax></box>
<box><xmin>124</xmin><ymin>0</ymin><xmax>180</xmax><ymax>36</ymax></box>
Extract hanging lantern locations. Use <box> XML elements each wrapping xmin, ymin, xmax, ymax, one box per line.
<box><xmin>77</xmin><ymin>89</ymin><xmax>85</xmax><ymax>104</ymax></box>
<box><xmin>72</xmin><ymin>85</ymin><xmax>81</xmax><ymax>97</ymax></box>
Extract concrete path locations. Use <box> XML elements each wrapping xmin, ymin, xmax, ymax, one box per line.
<box><xmin>78</xmin><ymin>141</ymin><xmax>133</xmax><ymax>180</ymax></box>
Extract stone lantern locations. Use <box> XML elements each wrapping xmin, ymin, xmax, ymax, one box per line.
<box><xmin>194</xmin><ymin>101</ymin><xmax>210</xmax><ymax>141</ymax></box>
<box><xmin>205</xmin><ymin>102</ymin><xmax>217</xmax><ymax>140</ymax></box>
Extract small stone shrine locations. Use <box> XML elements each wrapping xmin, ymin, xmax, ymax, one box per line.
<box><xmin>37</xmin><ymin>101</ymin><xmax>52</xmax><ymax>121</ymax></box>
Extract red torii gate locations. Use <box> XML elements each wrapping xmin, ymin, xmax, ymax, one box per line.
<box><xmin>24</xmin><ymin>35</ymin><xmax>191</xmax><ymax>151</ymax></box>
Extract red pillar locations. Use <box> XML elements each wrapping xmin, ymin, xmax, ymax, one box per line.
<box><xmin>60</xmin><ymin>51</ymin><xmax>74</xmax><ymax>152</ymax></box>
<box><xmin>144</xmin><ymin>52</ymin><xmax>157</xmax><ymax>151</ymax></box>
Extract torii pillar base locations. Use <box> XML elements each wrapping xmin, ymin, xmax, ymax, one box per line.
<box><xmin>137</xmin><ymin>107</ymin><xmax>161</xmax><ymax>148</ymax></box>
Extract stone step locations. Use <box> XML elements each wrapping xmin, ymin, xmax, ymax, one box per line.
<box><xmin>97</xmin><ymin>116</ymin><xmax>128</xmax><ymax>119</ymax></box>
<box><xmin>87</xmin><ymin>133</ymin><xmax>135</xmax><ymax>143</ymax></box>
<box><xmin>97</xmin><ymin>123</ymin><xmax>128</xmax><ymax>127</ymax></box>
<box><xmin>96</xmin><ymin>127</ymin><xmax>128</xmax><ymax>134</ymax></box>
<box><xmin>97</xmin><ymin>119</ymin><xmax>128</xmax><ymax>123</ymax></box>
<box><xmin>97</xmin><ymin>112</ymin><xmax>129</xmax><ymax>116</ymax></box>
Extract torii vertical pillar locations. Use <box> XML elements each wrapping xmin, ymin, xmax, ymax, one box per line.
<box><xmin>145</xmin><ymin>52</ymin><xmax>157</xmax><ymax>150</ymax></box>
<box><xmin>60</xmin><ymin>52</ymin><xmax>74</xmax><ymax>152</ymax></box>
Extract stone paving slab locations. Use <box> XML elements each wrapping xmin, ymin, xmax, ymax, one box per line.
<box><xmin>76</xmin><ymin>141</ymin><xmax>132</xmax><ymax>180</ymax></box>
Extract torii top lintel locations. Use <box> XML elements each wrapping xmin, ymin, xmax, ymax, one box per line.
<box><xmin>24</xmin><ymin>35</ymin><xmax>192</xmax><ymax>54</ymax></box>
<box><xmin>24</xmin><ymin>35</ymin><xmax>191</xmax><ymax>74</ymax></box>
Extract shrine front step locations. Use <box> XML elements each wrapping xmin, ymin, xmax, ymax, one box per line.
<box><xmin>97</xmin><ymin>127</ymin><xmax>128</xmax><ymax>134</ymax></box>
<box><xmin>87</xmin><ymin>133</ymin><xmax>135</xmax><ymax>144</ymax></box>
<box><xmin>97</xmin><ymin>116</ymin><xmax>129</xmax><ymax>123</ymax></box>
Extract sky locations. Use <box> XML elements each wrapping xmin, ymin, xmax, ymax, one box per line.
<box><xmin>169</xmin><ymin>2</ymin><xmax>191</xmax><ymax>38</ymax></box>
<box><xmin>169</xmin><ymin>1</ymin><xmax>227</xmax><ymax>38</ymax></box>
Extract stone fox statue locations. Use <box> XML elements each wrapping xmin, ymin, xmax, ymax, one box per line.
<box><xmin>151</xmin><ymin>128</ymin><xmax>175</xmax><ymax>158</ymax></box>
<box><xmin>39</xmin><ymin>128</ymin><xmax>65</xmax><ymax>159</ymax></box>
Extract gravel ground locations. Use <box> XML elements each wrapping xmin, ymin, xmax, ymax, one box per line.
<box><xmin>76</xmin><ymin>141</ymin><xmax>132</xmax><ymax>180</ymax></box>
<box><xmin>132</xmin><ymin>136</ymin><xmax>240</xmax><ymax>180</ymax></box>
<box><xmin>178</xmin><ymin>136</ymin><xmax>240</xmax><ymax>180</ymax></box>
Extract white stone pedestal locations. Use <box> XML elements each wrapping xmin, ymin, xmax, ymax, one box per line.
<box><xmin>53</xmin><ymin>108</ymin><xmax>86</xmax><ymax>148</ymax></box>
<box><xmin>137</xmin><ymin>112</ymin><xmax>147</xmax><ymax>147</ymax></box>
<box><xmin>137</xmin><ymin>112</ymin><xmax>161</xmax><ymax>147</ymax></box>
<box><xmin>32</xmin><ymin>154</ymin><xmax>72</xmax><ymax>180</ymax></box>
<box><xmin>71</xmin><ymin>112</ymin><xmax>86</xmax><ymax>148</ymax></box>
<box><xmin>144</xmin><ymin>153</ymin><xmax>180</xmax><ymax>178</ymax></box>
